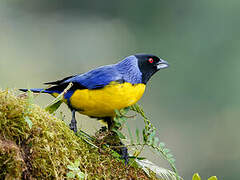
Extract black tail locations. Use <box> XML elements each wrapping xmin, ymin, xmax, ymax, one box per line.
<box><xmin>44</xmin><ymin>75</ymin><xmax>74</xmax><ymax>85</ymax></box>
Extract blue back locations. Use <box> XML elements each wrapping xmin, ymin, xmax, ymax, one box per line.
<box><xmin>64</xmin><ymin>55</ymin><xmax>142</xmax><ymax>89</ymax></box>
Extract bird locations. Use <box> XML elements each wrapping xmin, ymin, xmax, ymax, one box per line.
<box><xmin>20</xmin><ymin>54</ymin><xmax>169</xmax><ymax>133</ymax></box>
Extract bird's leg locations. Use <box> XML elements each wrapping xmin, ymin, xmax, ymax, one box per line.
<box><xmin>106</xmin><ymin>117</ymin><xmax>114</xmax><ymax>131</ymax></box>
<box><xmin>69</xmin><ymin>109</ymin><xmax>77</xmax><ymax>133</ymax></box>
<box><xmin>103</xmin><ymin>117</ymin><xmax>129</xmax><ymax>164</ymax></box>
<box><xmin>110</xmin><ymin>131</ymin><xmax>129</xmax><ymax>165</ymax></box>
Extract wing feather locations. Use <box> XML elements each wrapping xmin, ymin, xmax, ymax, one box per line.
<box><xmin>44</xmin><ymin>75</ymin><xmax>75</xmax><ymax>85</ymax></box>
<box><xmin>45</xmin><ymin>64</ymin><xmax>123</xmax><ymax>92</ymax></box>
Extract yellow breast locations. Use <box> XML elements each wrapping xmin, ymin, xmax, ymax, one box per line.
<box><xmin>69</xmin><ymin>82</ymin><xmax>146</xmax><ymax>117</ymax></box>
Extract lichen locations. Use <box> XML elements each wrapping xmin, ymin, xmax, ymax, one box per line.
<box><xmin>0</xmin><ymin>89</ymin><xmax>158</xmax><ymax>179</ymax></box>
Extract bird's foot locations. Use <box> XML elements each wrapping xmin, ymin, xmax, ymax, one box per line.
<box><xmin>119</xmin><ymin>146</ymin><xmax>129</xmax><ymax>165</ymax></box>
<box><xmin>69</xmin><ymin>110</ymin><xmax>77</xmax><ymax>133</ymax></box>
<box><xmin>69</xmin><ymin>121</ymin><xmax>77</xmax><ymax>133</ymax></box>
<box><xmin>95</xmin><ymin>127</ymin><xmax>129</xmax><ymax>165</ymax></box>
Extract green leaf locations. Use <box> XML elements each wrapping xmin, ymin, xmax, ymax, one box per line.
<box><xmin>153</xmin><ymin>137</ymin><xmax>159</xmax><ymax>147</ymax></box>
<box><xmin>66</xmin><ymin>172</ymin><xmax>75</xmax><ymax>178</ymax></box>
<box><xmin>114</xmin><ymin>109</ymin><xmax>121</xmax><ymax>116</ymax></box>
<box><xmin>136</xmin><ymin>128</ymin><xmax>140</xmax><ymax>144</ymax></box>
<box><xmin>142</xmin><ymin>129</ymin><xmax>147</xmax><ymax>142</ymax></box>
<box><xmin>137</xmin><ymin>159</ymin><xmax>181</xmax><ymax>180</ymax></box>
<box><xmin>111</xmin><ymin>150</ymin><xmax>121</xmax><ymax>158</ymax></box>
<box><xmin>208</xmin><ymin>176</ymin><xmax>217</xmax><ymax>180</ymax></box>
<box><xmin>115</xmin><ymin>122</ymin><xmax>121</xmax><ymax>128</ymax></box>
<box><xmin>127</xmin><ymin>126</ymin><xmax>134</xmax><ymax>145</ymax></box>
<box><xmin>123</xmin><ymin>106</ymin><xmax>131</xmax><ymax>113</ymax></box>
<box><xmin>163</xmin><ymin>148</ymin><xmax>170</xmax><ymax>154</ymax></box>
<box><xmin>113</xmin><ymin>116</ymin><xmax>119</xmax><ymax>122</ymax></box>
<box><xmin>45</xmin><ymin>100</ymin><xmax>63</xmax><ymax>114</ymax></box>
<box><xmin>27</xmin><ymin>90</ymin><xmax>34</xmax><ymax>105</ymax></box>
<box><xmin>74</xmin><ymin>159</ymin><xmax>80</xmax><ymax>167</ymax></box>
<box><xmin>192</xmin><ymin>173</ymin><xmax>201</xmax><ymax>180</ymax></box>
<box><xmin>169</xmin><ymin>158</ymin><xmax>176</xmax><ymax>164</ymax></box>
<box><xmin>148</xmin><ymin>130</ymin><xmax>156</xmax><ymax>145</ymax></box>
<box><xmin>166</xmin><ymin>153</ymin><xmax>174</xmax><ymax>159</ymax></box>
<box><xmin>149</xmin><ymin>130</ymin><xmax>156</xmax><ymax>141</ymax></box>
<box><xmin>119</xmin><ymin>116</ymin><xmax>127</xmax><ymax>123</ymax></box>
<box><xmin>24</xmin><ymin>116</ymin><xmax>33</xmax><ymax>129</ymax></box>
<box><xmin>45</xmin><ymin>82</ymin><xmax>73</xmax><ymax>113</ymax></box>
<box><xmin>67</xmin><ymin>165</ymin><xmax>79</xmax><ymax>171</ymax></box>
<box><xmin>159</xmin><ymin>142</ymin><xmax>165</xmax><ymax>149</ymax></box>
<box><xmin>76</xmin><ymin>171</ymin><xmax>85</xmax><ymax>179</ymax></box>
<box><xmin>130</xmin><ymin>104</ymin><xmax>137</xmax><ymax>111</ymax></box>
<box><xmin>112</xmin><ymin>129</ymin><xmax>126</xmax><ymax>139</ymax></box>
<box><xmin>135</xmin><ymin>104</ymin><xmax>141</xmax><ymax>112</ymax></box>
<box><xmin>67</xmin><ymin>165</ymin><xmax>74</xmax><ymax>170</ymax></box>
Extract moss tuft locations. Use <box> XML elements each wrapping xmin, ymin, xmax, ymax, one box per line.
<box><xmin>0</xmin><ymin>90</ymin><xmax>158</xmax><ymax>179</ymax></box>
<box><xmin>0</xmin><ymin>138</ymin><xmax>25</xmax><ymax>179</ymax></box>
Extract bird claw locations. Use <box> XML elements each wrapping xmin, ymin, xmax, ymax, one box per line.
<box><xmin>69</xmin><ymin>121</ymin><xmax>77</xmax><ymax>133</ymax></box>
<box><xmin>119</xmin><ymin>146</ymin><xmax>129</xmax><ymax>165</ymax></box>
<box><xmin>69</xmin><ymin>110</ymin><xmax>77</xmax><ymax>133</ymax></box>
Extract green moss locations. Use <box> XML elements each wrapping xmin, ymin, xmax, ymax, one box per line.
<box><xmin>0</xmin><ymin>90</ymin><xmax>158</xmax><ymax>179</ymax></box>
<box><xmin>0</xmin><ymin>138</ymin><xmax>25</xmax><ymax>179</ymax></box>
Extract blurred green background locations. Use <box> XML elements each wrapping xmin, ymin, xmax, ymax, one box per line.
<box><xmin>1</xmin><ymin>0</ymin><xmax>240</xmax><ymax>179</ymax></box>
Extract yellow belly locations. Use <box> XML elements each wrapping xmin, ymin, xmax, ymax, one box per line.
<box><xmin>69</xmin><ymin>82</ymin><xmax>146</xmax><ymax>117</ymax></box>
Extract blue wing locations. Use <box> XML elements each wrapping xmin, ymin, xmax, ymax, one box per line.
<box><xmin>65</xmin><ymin>65</ymin><xmax>123</xmax><ymax>89</ymax></box>
<box><xmin>45</xmin><ymin>55</ymin><xmax>142</xmax><ymax>92</ymax></box>
<box><xmin>46</xmin><ymin>64</ymin><xmax>123</xmax><ymax>90</ymax></box>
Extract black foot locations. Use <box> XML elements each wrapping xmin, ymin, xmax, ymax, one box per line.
<box><xmin>120</xmin><ymin>146</ymin><xmax>129</xmax><ymax>165</ymax></box>
<box><xmin>69</xmin><ymin>121</ymin><xmax>77</xmax><ymax>133</ymax></box>
<box><xmin>69</xmin><ymin>110</ymin><xmax>77</xmax><ymax>133</ymax></box>
<box><xmin>96</xmin><ymin>117</ymin><xmax>129</xmax><ymax>164</ymax></box>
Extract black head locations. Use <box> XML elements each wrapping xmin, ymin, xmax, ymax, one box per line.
<box><xmin>135</xmin><ymin>54</ymin><xmax>169</xmax><ymax>84</ymax></box>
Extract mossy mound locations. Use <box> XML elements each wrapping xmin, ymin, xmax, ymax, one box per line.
<box><xmin>0</xmin><ymin>90</ymin><xmax>158</xmax><ymax>179</ymax></box>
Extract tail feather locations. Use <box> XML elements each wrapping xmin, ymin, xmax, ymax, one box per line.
<box><xmin>19</xmin><ymin>88</ymin><xmax>47</xmax><ymax>93</ymax></box>
<box><xmin>44</xmin><ymin>75</ymin><xmax>74</xmax><ymax>85</ymax></box>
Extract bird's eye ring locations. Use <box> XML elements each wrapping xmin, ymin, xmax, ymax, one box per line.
<box><xmin>148</xmin><ymin>58</ymin><xmax>154</xmax><ymax>63</ymax></box>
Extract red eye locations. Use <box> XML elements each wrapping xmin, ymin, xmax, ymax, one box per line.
<box><xmin>148</xmin><ymin>58</ymin><xmax>154</xmax><ymax>63</ymax></box>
